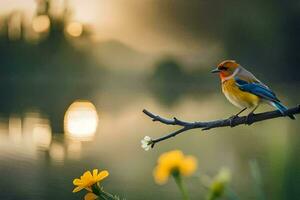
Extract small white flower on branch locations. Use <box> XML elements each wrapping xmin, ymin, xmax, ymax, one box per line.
<box><xmin>141</xmin><ymin>136</ymin><xmax>153</xmax><ymax>151</ymax></box>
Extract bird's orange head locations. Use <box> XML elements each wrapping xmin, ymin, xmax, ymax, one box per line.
<box><xmin>211</xmin><ymin>60</ymin><xmax>239</xmax><ymax>80</ymax></box>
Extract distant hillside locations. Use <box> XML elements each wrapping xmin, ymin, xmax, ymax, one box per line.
<box><xmin>93</xmin><ymin>40</ymin><xmax>157</xmax><ymax>73</ymax></box>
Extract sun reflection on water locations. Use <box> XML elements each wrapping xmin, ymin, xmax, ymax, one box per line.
<box><xmin>49</xmin><ymin>142</ymin><xmax>65</xmax><ymax>163</ymax></box>
<box><xmin>32</xmin><ymin>123</ymin><xmax>52</xmax><ymax>150</ymax></box>
<box><xmin>64</xmin><ymin>100</ymin><xmax>99</xmax><ymax>141</ymax></box>
<box><xmin>66</xmin><ymin>21</ymin><xmax>83</xmax><ymax>37</ymax></box>
<box><xmin>8</xmin><ymin>116</ymin><xmax>22</xmax><ymax>144</ymax></box>
<box><xmin>32</xmin><ymin>15</ymin><xmax>50</xmax><ymax>33</ymax></box>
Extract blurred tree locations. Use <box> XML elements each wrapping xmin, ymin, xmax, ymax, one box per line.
<box><xmin>280</xmin><ymin>0</ymin><xmax>300</xmax><ymax>82</ymax></box>
<box><xmin>152</xmin><ymin>59</ymin><xmax>185</xmax><ymax>84</ymax></box>
<box><xmin>0</xmin><ymin>0</ymin><xmax>105</xmax><ymax>133</ymax></box>
<box><xmin>220</xmin><ymin>0</ymin><xmax>300</xmax><ymax>82</ymax></box>
<box><xmin>149</xmin><ymin>58</ymin><xmax>219</xmax><ymax>106</ymax></box>
<box><xmin>151</xmin><ymin>0</ymin><xmax>300</xmax><ymax>82</ymax></box>
<box><xmin>149</xmin><ymin>58</ymin><xmax>186</xmax><ymax>106</ymax></box>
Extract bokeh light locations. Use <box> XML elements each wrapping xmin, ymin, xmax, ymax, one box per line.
<box><xmin>32</xmin><ymin>15</ymin><xmax>50</xmax><ymax>33</ymax></box>
<box><xmin>49</xmin><ymin>142</ymin><xmax>65</xmax><ymax>163</ymax></box>
<box><xmin>8</xmin><ymin>116</ymin><xmax>22</xmax><ymax>144</ymax></box>
<box><xmin>7</xmin><ymin>12</ymin><xmax>22</xmax><ymax>40</ymax></box>
<box><xmin>64</xmin><ymin>100</ymin><xmax>99</xmax><ymax>141</ymax></box>
<box><xmin>32</xmin><ymin>123</ymin><xmax>52</xmax><ymax>150</ymax></box>
<box><xmin>66</xmin><ymin>22</ymin><xmax>83</xmax><ymax>37</ymax></box>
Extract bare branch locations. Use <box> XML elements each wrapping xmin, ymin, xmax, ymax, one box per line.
<box><xmin>143</xmin><ymin>105</ymin><xmax>300</xmax><ymax>148</ymax></box>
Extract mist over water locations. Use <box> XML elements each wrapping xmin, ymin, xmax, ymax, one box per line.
<box><xmin>0</xmin><ymin>80</ymin><xmax>298</xmax><ymax>199</ymax></box>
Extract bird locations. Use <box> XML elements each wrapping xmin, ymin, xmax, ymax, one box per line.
<box><xmin>211</xmin><ymin>60</ymin><xmax>295</xmax><ymax>124</ymax></box>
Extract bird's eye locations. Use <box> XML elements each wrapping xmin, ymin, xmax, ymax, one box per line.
<box><xmin>219</xmin><ymin>66</ymin><xmax>228</xmax><ymax>71</ymax></box>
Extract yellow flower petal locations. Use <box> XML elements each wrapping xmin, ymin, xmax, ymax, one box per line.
<box><xmin>180</xmin><ymin>156</ymin><xmax>197</xmax><ymax>176</ymax></box>
<box><xmin>73</xmin><ymin>178</ymin><xmax>83</xmax><ymax>186</ymax></box>
<box><xmin>72</xmin><ymin>186</ymin><xmax>84</xmax><ymax>193</ymax></box>
<box><xmin>92</xmin><ymin>169</ymin><xmax>98</xmax><ymax>178</ymax></box>
<box><xmin>72</xmin><ymin>169</ymin><xmax>110</xmax><ymax>192</ymax></box>
<box><xmin>96</xmin><ymin>170</ymin><xmax>109</xmax><ymax>182</ymax></box>
<box><xmin>153</xmin><ymin>150</ymin><xmax>198</xmax><ymax>184</ymax></box>
<box><xmin>158</xmin><ymin>150</ymin><xmax>183</xmax><ymax>164</ymax></box>
<box><xmin>83</xmin><ymin>171</ymin><xmax>93</xmax><ymax>180</ymax></box>
<box><xmin>84</xmin><ymin>193</ymin><xmax>98</xmax><ymax>200</ymax></box>
<box><xmin>153</xmin><ymin>166</ymin><xmax>169</xmax><ymax>185</ymax></box>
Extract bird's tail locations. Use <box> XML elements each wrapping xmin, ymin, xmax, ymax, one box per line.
<box><xmin>271</xmin><ymin>101</ymin><xmax>295</xmax><ymax>120</ymax></box>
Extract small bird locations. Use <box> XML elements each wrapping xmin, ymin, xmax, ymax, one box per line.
<box><xmin>211</xmin><ymin>60</ymin><xmax>295</xmax><ymax>124</ymax></box>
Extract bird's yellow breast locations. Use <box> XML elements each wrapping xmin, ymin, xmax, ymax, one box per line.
<box><xmin>222</xmin><ymin>79</ymin><xmax>260</xmax><ymax>108</ymax></box>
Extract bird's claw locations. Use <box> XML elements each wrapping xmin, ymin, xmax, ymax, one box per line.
<box><xmin>229</xmin><ymin>115</ymin><xmax>238</xmax><ymax>127</ymax></box>
<box><xmin>246</xmin><ymin>112</ymin><xmax>255</xmax><ymax>125</ymax></box>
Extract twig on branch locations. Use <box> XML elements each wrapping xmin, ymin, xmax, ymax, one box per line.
<box><xmin>143</xmin><ymin>105</ymin><xmax>300</xmax><ymax>148</ymax></box>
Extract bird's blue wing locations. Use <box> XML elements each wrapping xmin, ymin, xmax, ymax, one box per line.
<box><xmin>235</xmin><ymin>77</ymin><xmax>280</xmax><ymax>102</ymax></box>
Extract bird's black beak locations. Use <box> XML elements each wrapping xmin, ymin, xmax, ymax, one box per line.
<box><xmin>211</xmin><ymin>67</ymin><xmax>221</xmax><ymax>73</ymax></box>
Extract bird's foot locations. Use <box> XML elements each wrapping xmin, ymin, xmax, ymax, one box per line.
<box><xmin>228</xmin><ymin>115</ymin><xmax>238</xmax><ymax>127</ymax></box>
<box><xmin>246</xmin><ymin>112</ymin><xmax>255</xmax><ymax>125</ymax></box>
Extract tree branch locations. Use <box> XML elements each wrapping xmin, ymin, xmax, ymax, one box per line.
<box><xmin>143</xmin><ymin>105</ymin><xmax>300</xmax><ymax>148</ymax></box>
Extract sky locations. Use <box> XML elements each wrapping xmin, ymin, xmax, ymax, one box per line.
<box><xmin>70</xmin><ymin>0</ymin><xmax>222</xmax><ymax>59</ymax></box>
<box><xmin>0</xmin><ymin>0</ymin><xmax>223</xmax><ymax>65</ymax></box>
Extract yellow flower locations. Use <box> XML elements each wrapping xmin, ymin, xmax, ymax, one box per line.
<box><xmin>73</xmin><ymin>169</ymin><xmax>109</xmax><ymax>193</ymax></box>
<box><xmin>84</xmin><ymin>192</ymin><xmax>98</xmax><ymax>200</ymax></box>
<box><xmin>153</xmin><ymin>150</ymin><xmax>197</xmax><ymax>184</ymax></box>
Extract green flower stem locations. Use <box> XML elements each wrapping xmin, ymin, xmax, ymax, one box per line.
<box><xmin>173</xmin><ymin>173</ymin><xmax>190</xmax><ymax>200</ymax></box>
<box><xmin>92</xmin><ymin>184</ymin><xmax>119</xmax><ymax>200</ymax></box>
<box><xmin>99</xmin><ymin>190</ymin><xmax>119</xmax><ymax>200</ymax></box>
